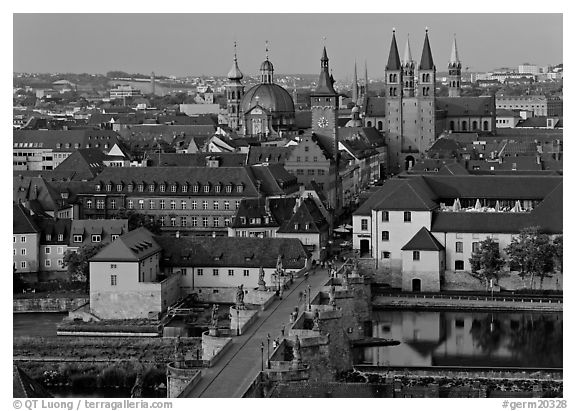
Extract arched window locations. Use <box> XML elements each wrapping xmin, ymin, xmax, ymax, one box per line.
<box><xmin>483</xmin><ymin>121</ymin><xmax>489</xmax><ymax>131</ymax></box>
<box><xmin>377</xmin><ymin>121</ymin><xmax>383</xmax><ymax>130</ymax></box>
<box><xmin>367</xmin><ymin>121</ymin><xmax>372</xmax><ymax>127</ymax></box>
<box><xmin>472</xmin><ymin>121</ymin><xmax>478</xmax><ymax>130</ymax></box>
<box><xmin>449</xmin><ymin>121</ymin><xmax>455</xmax><ymax>131</ymax></box>
<box><xmin>462</xmin><ymin>121</ymin><xmax>468</xmax><ymax>131</ymax></box>
<box><xmin>231</xmin><ymin>91</ymin><xmax>235</xmax><ymax>99</ymax></box>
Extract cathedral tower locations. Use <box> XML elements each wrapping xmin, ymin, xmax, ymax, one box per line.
<box><xmin>351</xmin><ymin>62</ymin><xmax>359</xmax><ymax>105</ymax></box>
<box><xmin>448</xmin><ymin>35</ymin><xmax>462</xmax><ymax>97</ymax></box>
<box><xmin>226</xmin><ymin>42</ymin><xmax>244</xmax><ymax>131</ymax></box>
<box><xmin>416</xmin><ymin>28</ymin><xmax>437</xmax><ymax>159</ymax></box>
<box><xmin>385</xmin><ymin>29</ymin><xmax>403</xmax><ymax>171</ymax></box>
<box><xmin>402</xmin><ymin>36</ymin><xmax>415</xmax><ymax>97</ymax></box>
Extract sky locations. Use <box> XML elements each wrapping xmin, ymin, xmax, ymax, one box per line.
<box><xmin>13</xmin><ymin>13</ymin><xmax>563</xmax><ymax>79</ymax></box>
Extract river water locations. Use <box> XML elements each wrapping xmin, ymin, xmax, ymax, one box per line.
<box><xmin>13</xmin><ymin>312</ymin><xmax>66</xmax><ymax>337</ymax></box>
<box><xmin>354</xmin><ymin>310</ymin><xmax>563</xmax><ymax>369</ymax></box>
<box><xmin>13</xmin><ymin>310</ymin><xmax>563</xmax><ymax>370</ymax></box>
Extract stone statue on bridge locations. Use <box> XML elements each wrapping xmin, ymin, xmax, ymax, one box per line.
<box><xmin>210</xmin><ymin>304</ymin><xmax>219</xmax><ymax>328</ymax></box>
<box><xmin>235</xmin><ymin>284</ymin><xmax>246</xmax><ymax>309</ymax></box>
<box><xmin>291</xmin><ymin>335</ymin><xmax>302</xmax><ymax>368</ymax></box>
<box><xmin>329</xmin><ymin>284</ymin><xmax>336</xmax><ymax>309</ymax></box>
<box><xmin>257</xmin><ymin>267</ymin><xmax>267</xmax><ymax>291</ymax></box>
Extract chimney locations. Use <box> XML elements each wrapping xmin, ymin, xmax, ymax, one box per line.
<box><xmin>293</xmin><ymin>197</ymin><xmax>301</xmax><ymax>214</ymax></box>
<box><xmin>264</xmin><ymin>197</ymin><xmax>270</xmax><ymax>214</ymax></box>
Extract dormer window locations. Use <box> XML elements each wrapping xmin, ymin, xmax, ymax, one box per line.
<box><xmin>204</xmin><ymin>184</ymin><xmax>210</xmax><ymax>193</ymax></box>
<box><xmin>106</xmin><ymin>184</ymin><xmax>112</xmax><ymax>192</ymax></box>
<box><xmin>127</xmin><ymin>184</ymin><xmax>134</xmax><ymax>192</ymax></box>
<box><xmin>95</xmin><ymin>184</ymin><xmax>101</xmax><ymax>192</ymax></box>
<box><xmin>160</xmin><ymin>184</ymin><xmax>166</xmax><ymax>192</ymax></box>
<box><xmin>138</xmin><ymin>184</ymin><xmax>144</xmax><ymax>192</ymax></box>
<box><xmin>46</xmin><ymin>234</ymin><xmax>52</xmax><ymax>241</ymax></box>
<box><xmin>92</xmin><ymin>234</ymin><xmax>101</xmax><ymax>243</ymax></box>
<box><xmin>58</xmin><ymin>234</ymin><xmax>63</xmax><ymax>242</ymax></box>
<box><xmin>240</xmin><ymin>217</ymin><xmax>246</xmax><ymax>225</ymax></box>
<box><xmin>73</xmin><ymin>235</ymin><xmax>83</xmax><ymax>243</ymax></box>
<box><xmin>171</xmin><ymin>185</ymin><xmax>177</xmax><ymax>192</ymax></box>
<box><xmin>149</xmin><ymin>184</ymin><xmax>155</xmax><ymax>192</ymax></box>
<box><xmin>294</xmin><ymin>223</ymin><xmax>299</xmax><ymax>230</ymax></box>
<box><xmin>193</xmin><ymin>184</ymin><xmax>199</xmax><ymax>193</ymax></box>
<box><xmin>305</xmin><ymin>223</ymin><xmax>310</xmax><ymax>230</ymax></box>
<box><xmin>116</xmin><ymin>184</ymin><xmax>123</xmax><ymax>192</ymax></box>
<box><xmin>237</xmin><ymin>185</ymin><xmax>244</xmax><ymax>193</ymax></box>
<box><xmin>61</xmin><ymin>192</ymin><xmax>69</xmax><ymax>199</ymax></box>
<box><xmin>226</xmin><ymin>185</ymin><xmax>232</xmax><ymax>193</ymax></box>
<box><xmin>182</xmin><ymin>185</ymin><xmax>188</xmax><ymax>193</ymax></box>
<box><xmin>215</xmin><ymin>184</ymin><xmax>221</xmax><ymax>193</ymax></box>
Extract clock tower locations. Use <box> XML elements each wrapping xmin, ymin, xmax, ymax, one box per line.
<box><xmin>310</xmin><ymin>46</ymin><xmax>340</xmax><ymax>211</ymax></box>
<box><xmin>311</xmin><ymin>46</ymin><xmax>339</xmax><ymax>159</ymax></box>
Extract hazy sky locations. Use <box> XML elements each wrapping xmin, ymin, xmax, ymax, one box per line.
<box><xmin>13</xmin><ymin>13</ymin><xmax>562</xmax><ymax>78</ymax></box>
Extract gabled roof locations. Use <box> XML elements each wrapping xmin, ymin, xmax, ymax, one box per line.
<box><xmin>247</xmin><ymin>164</ymin><xmax>299</xmax><ymax>196</ymax></box>
<box><xmin>69</xmin><ymin>219</ymin><xmax>128</xmax><ymax>247</ymax></box>
<box><xmin>155</xmin><ymin>236</ymin><xmax>309</xmax><ymax>269</ymax></box>
<box><xmin>401</xmin><ymin>227</ymin><xmax>444</xmax><ymax>251</ymax></box>
<box><xmin>13</xmin><ymin>129</ymin><xmax>121</xmax><ymax>150</ymax></box>
<box><xmin>54</xmin><ymin>148</ymin><xmax>107</xmax><ymax>178</ymax></box>
<box><xmin>247</xmin><ymin>146</ymin><xmax>293</xmax><ymax>165</ymax></box>
<box><xmin>13</xmin><ymin>203</ymin><xmax>40</xmax><ymax>234</ymax></box>
<box><xmin>364</xmin><ymin>97</ymin><xmax>386</xmax><ymax>117</ymax></box>
<box><xmin>277</xmin><ymin>198</ymin><xmax>328</xmax><ymax>234</ymax></box>
<box><xmin>354</xmin><ymin>177</ymin><xmax>438</xmax><ymax>215</ymax></box>
<box><xmin>37</xmin><ymin>218</ymin><xmax>71</xmax><ymax>244</ymax></box>
<box><xmin>146</xmin><ymin>153</ymin><xmax>247</xmax><ymax>167</ymax></box>
<box><xmin>90</xmin><ymin>227</ymin><xmax>160</xmax><ymax>262</ymax></box>
<box><xmin>13</xmin><ymin>176</ymin><xmax>61</xmax><ymax>213</ymax></box>
<box><xmin>436</xmin><ymin>96</ymin><xmax>494</xmax><ymax>117</ymax></box>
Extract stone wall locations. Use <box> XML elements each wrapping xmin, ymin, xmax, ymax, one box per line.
<box><xmin>194</xmin><ymin>287</ymin><xmax>276</xmax><ymax>309</ymax></box>
<box><xmin>229</xmin><ymin>306</ymin><xmax>259</xmax><ymax>335</ymax></box>
<box><xmin>201</xmin><ymin>331</ymin><xmax>232</xmax><ymax>366</ymax></box>
<box><xmin>13</xmin><ymin>297</ymin><xmax>89</xmax><ymax>313</ymax></box>
<box><xmin>166</xmin><ymin>363</ymin><xmax>201</xmax><ymax>398</ymax></box>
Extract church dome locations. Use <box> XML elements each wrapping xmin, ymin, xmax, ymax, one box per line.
<box><xmin>241</xmin><ymin>83</ymin><xmax>295</xmax><ymax>115</ymax></box>
<box><xmin>260</xmin><ymin>59</ymin><xmax>274</xmax><ymax>72</ymax></box>
<box><xmin>227</xmin><ymin>59</ymin><xmax>243</xmax><ymax>80</ymax></box>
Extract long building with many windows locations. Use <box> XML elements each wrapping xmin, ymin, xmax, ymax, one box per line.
<box><xmin>76</xmin><ymin>165</ymin><xmax>299</xmax><ymax>236</ymax></box>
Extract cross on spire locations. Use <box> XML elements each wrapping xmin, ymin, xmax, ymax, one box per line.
<box><xmin>265</xmin><ymin>40</ymin><xmax>269</xmax><ymax>60</ymax></box>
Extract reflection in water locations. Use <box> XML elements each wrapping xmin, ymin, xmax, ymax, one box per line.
<box><xmin>355</xmin><ymin>311</ymin><xmax>562</xmax><ymax>369</ymax></box>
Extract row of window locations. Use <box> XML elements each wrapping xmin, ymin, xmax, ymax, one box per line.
<box><xmin>294</xmin><ymin>169</ymin><xmax>326</xmax><ymax>176</ymax></box>
<box><xmin>362</xmin><ymin>212</ymin><xmax>413</xmax><ymax>230</ymax></box>
<box><xmin>196</xmin><ymin>268</ymin><xmax>250</xmax><ymax>276</ymax></box>
<box><xmin>72</xmin><ymin>234</ymin><xmax>119</xmax><ymax>243</ymax></box>
<box><xmin>295</xmin><ymin>156</ymin><xmax>321</xmax><ymax>162</ymax></box>
<box><xmin>95</xmin><ymin>182</ymin><xmax>244</xmax><ymax>194</ymax></box>
<box><xmin>158</xmin><ymin>216</ymin><xmax>231</xmax><ymax>228</ymax></box>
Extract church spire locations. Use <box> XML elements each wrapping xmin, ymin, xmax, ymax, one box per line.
<box><xmin>419</xmin><ymin>27</ymin><xmax>435</xmax><ymax>70</ymax></box>
<box><xmin>352</xmin><ymin>61</ymin><xmax>359</xmax><ymax>103</ymax></box>
<box><xmin>315</xmin><ymin>46</ymin><xmax>337</xmax><ymax>95</ymax></box>
<box><xmin>403</xmin><ymin>35</ymin><xmax>413</xmax><ymax>66</ymax></box>
<box><xmin>386</xmin><ymin>29</ymin><xmax>402</xmax><ymax>70</ymax></box>
<box><xmin>450</xmin><ymin>34</ymin><xmax>460</xmax><ymax>65</ymax></box>
<box><xmin>364</xmin><ymin>60</ymin><xmax>368</xmax><ymax>92</ymax></box>
<box><xmin>448</xmin><ymin>34</ymin><xmax>462</xmax><ymax>97</ymax></box>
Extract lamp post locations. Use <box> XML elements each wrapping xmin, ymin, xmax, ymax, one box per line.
<box><xmin>236</xmin><ymin>308</ymin><xmax>240</xmax><ymax>336</ymax></box>
<box><xmin>308</xmin><ymin>284</ymin><xmax>311</xmax><ymax>310</ymax></box>
<box><xmin>260</xmin><ymin>341</ymin><xmax>264</xmax><ymax>372</ymax></box>
<box><xmin>267</xmin><ymin>333</ymin><xmax>271</xmax><ymax>369</ymax></box>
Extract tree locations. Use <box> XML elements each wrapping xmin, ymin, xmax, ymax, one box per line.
<box><xmin>469</xmin><ymin>237</ymin><xmax>505</xmax><ymax>289</ymax></box>
<box><xmin>505</xmin><ymin>227</ymin><xmax>556</xmax><ymax>290</ymax></box>
<box><xmin>63</xmin><ymin>243</ymin><xmax>106</xmax><ymax>293</ymax></box>
<box><xmin>116</xmin><ymin>208</ymin><xmax>162</xmax><ymax>235</ymax></box>
<box><xmin>553</xmin><ymin>235</ymin><xmax>563</xmax><ymax>273</ymax></box>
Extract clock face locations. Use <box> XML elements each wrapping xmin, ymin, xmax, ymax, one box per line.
<box><xmin>317</xmin><ymin>117</ymin><xmax>329</xmax><ymax>128</ymax></box>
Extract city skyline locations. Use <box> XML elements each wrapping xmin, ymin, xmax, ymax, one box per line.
<box><xmin>13</xmin><ymin>13</ymin><xmax>562</xmax><ymax>79</ymax></box>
